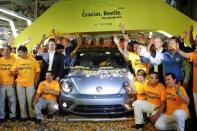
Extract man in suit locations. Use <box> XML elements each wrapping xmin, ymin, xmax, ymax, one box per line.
<box><xmin>39</xmin><ymin>38</ymin><xmax>65</xmax><ymax>81</ymax></box>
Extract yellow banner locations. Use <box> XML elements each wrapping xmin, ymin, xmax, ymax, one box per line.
<box><xmin>13</xmin><ymin>0</ymin><xmax>197</xmax><ymax>50</ymax></box>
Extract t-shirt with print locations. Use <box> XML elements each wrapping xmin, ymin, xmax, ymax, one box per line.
<box><xmin>11</xmin><ymin>56</ymin><xmax>40</xmax><ymax>87</ymax></box>
<box><xmin>0</xmin><ymin>57</ymin><xmax>16</xmax><ymax>85</ymax></box>
<box><xmin>10</xmin><ymin>53</ymin><xmax>17</xmax><ymax>59</ymax></box>
<box><xmin>128</xmin><ymin>52</ymin><xmax>149</xmax><ymax>75</ymax></box>
<box><xmin>134</xmin><ymin>81</ymin><xmax>147</xmax><ymax>100</ymax></box>
<box><xmin>165</xmin><ymin>86</ymin><xmax>189</xmax><ymax>116</ymax></box>
<box><xmin>189</xmin><ymin>52</ymin><xmax>197</xmax><ymax>93</ymax></box>
<box><xmin>145</xmin><ymin>83</ymin><xmax>166</xmax><ymax>106</ymax></box>
<box><xmin>36</xmin><ymin>80</ymin><xmax>60</xmax><ymax>101</ymax></box>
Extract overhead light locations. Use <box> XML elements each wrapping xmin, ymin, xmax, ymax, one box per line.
<box><xmin>0</xmin><ymin>16</ymin><xmax>17</xmax><ymax>37</ymax></box>
<box><xmin>0</xmin><ymin>7</ymin><xmax>32</xmax><ymax>26</ymax></box>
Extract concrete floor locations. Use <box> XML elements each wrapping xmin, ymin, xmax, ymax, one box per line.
<box><xmin>0</xmin><ymin>115</ymin><xmax>156</xmax><ymax>131</ymax></box>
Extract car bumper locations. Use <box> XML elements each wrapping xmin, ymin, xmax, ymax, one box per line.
<box><xmin>59</xmin><ymin>93</ymin><xmax>132</xmax><ymax>115</ymax></box>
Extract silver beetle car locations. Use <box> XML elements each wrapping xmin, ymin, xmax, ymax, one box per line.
<box><xmin>59</xmin><ymin>47</ymin><xmax>133</xmax><ymax>115</ymax></box>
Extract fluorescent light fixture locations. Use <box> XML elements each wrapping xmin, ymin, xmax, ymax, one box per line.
<box><xmin>0</xmin><ymin>16</ymin><xmax>17</xmax><ymax>37</ymax></box>
<box><xmin>0</xmin><ymin>7</ymin><xmax>32</xmax><ymax>26</ymax></box>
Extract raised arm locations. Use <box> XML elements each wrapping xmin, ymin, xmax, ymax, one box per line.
<box><xmin>178</xmin><ymin>31</ymin><xmax>196</xmax><ymax>52</ymax></box>
<box><xmin>38</xmin><ymin>34</ymin><xmax>47</xmax><ymax>47</ymax></box>
<box><xmin>147</xmin><ymin>37</ymin><xmax>154</xmax><ymax>52</ymax></box>
<box><xmin>169</xmin><ymin>39</ymin><xmax>190</xmax><ymax>59</ymax></box>
<box><xmin>119</xmin><ymin>23</ymin><xmax>125</xmax><ymax>34</ymax></box>
<box><xmin>75</xmin><ymin>33</ymin><xmax>82</xmax><ymax>49</ymax></box>
<box><xmin>175</xmin><ymin>85</ymin><xmax>190</xmax><ymax>105</ymax></box>
<box><xmin>123</xmin><ymin>33</ymin><xmax>130</xmax><ymax>56</ymax></box>
<box><xmin>113</xmin><ymin>34</ymin><xmax>128</xmax><ymax>58</ymax></box>
<box><xmin>51</xmin><ymin>29</ymin><xmax>58</xmax><ymax>42</ymax></box>
<box><xmin>20</xmin><ymin>37</ymin><xmax>32</xmax><ymax>46</ymax></box>
<box><xmin>189</xmin><ymin>25</ymin><xmax>195</xmax><ymax>45</ymax></box>
<box><xmin>65</xmin><ymin>34</ymin><xmax>77</xmax><ymax>51</ymax></box>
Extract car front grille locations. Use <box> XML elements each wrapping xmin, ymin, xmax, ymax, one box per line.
<box><xmin>74</xmin><ymin>105</ymin><xmax>126</xmax><ymax>114</ymax></box>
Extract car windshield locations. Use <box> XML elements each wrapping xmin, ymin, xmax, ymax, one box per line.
<box><xmin>72</xmin><ymin>49</ymin><xmax>127</xmax><ymax>68</ymax></box>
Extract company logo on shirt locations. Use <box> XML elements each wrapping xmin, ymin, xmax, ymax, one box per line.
<box><xmin>146</xmin><ymin>91</ymin><xmax>161</xmax><ymax>99</ymax></box>
<box><xmin>0</xmin><ymin>64</ymin><xmax>12</xmax><ymax>70</ymax></box>
<box><xmin>175</xmin><ymin>57</ymin><xmax>180</xmax><ymax>62</ymax></box>
<box><xmin>166</xmin><ymin>92</ymin><xmax>176</xmax><ymax>101</ymax></box>
<box><xmin>18</xmin><ymin>64</ymin><xmax>32</xmax><ymax>70</ymax></box>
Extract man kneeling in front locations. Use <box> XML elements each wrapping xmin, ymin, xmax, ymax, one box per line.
<box><xmin>132</xmin><ymin>72</ymin><xmax>166</xmax><ymax>130</ymax></box>
<box><xmin>34</xmin><ymin>71</ymin><xmax>60</xmax><ymax>124</ymax></box>
<box><xmin>155</xmin><ymin>73</ymin><xmax>190</xmax><ymax>131</ymax></box>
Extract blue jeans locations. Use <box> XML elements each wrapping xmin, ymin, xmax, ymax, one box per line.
<box><xmin>0</xmin><ymin>85</ymin><xmax>16</xmax><ymax>119</ymax></box>
<box><xmin>16</xmin><ymin>85</ymin><xmax>35</xmax><ymax>118</ymax></box>
<box><xmin>35</xmin><ymin>98</ymin><xmax>58</xmax><ymax>120</ymax></box>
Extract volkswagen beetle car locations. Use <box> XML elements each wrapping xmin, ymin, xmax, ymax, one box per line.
<box><xmin>59</xmin><ymin>47</ymin><xmax>133</xmax><ymax>115</ymax></box>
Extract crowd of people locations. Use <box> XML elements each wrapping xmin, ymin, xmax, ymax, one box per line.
<box><xmin>116</xmin><ymin>24</ymin><xmax>197</xmax><ymax>131</ymax></box>
<box><xmin>0</xmin><ymin>24</ymin><xmax>196</xmax><ymax>131</ymax></box>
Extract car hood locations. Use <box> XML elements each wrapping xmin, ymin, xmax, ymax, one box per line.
<box><xmin>68</xmin><ymin>67</ymin><xmax>128</xmax><ymax>95</ymax></box>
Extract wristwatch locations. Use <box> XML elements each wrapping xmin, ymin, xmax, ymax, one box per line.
<box><xmin>176</xmin><ymin>91</ymin><xmax>182</xmax><ymax>96</ymax></box>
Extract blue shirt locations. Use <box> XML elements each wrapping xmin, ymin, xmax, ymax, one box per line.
<box><xmin>64</xmin><ymin>39</ymin><xmax>77</xmax><ymax>66</ymax></box>
<box><xmin>162</xmin><ymin>51</ymin><xmax>182</xmax><ymax>81</ymax></box>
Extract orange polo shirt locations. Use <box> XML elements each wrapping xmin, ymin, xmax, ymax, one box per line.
<box><xmin>134</xmin><ymin>81</ymin><xmax>147</xmax><ymax>100</ymax></box>
<box><xmin>36</xmin><ymin>80</ymin><xmax>60</xmax><ymax>101</ymax></box>
<box><xmin>165</xmin><ymin>86</ymin><xmax>189</xmax><ymax>116</ymax></box>
<box><xmin>189</xmin><ymin>52</ymin><xmax>197</xmax><ymax>93</ymax></box>
<box><xmin>145</xmin><ymin>83</ymin><xmax>166</xmax><ymax>106</ymax></box>
<box><xmin>0</xmin><ymin>57</ymin><xmax>16</xmax><ymax>85</ymax></box>
<box><xmin>127</xmin><ymin>52</ymin><xmax>149</xmax><ymax>75</ymax></box>
<box><xmin>11</xmin><ymin>56</ymin><xmax>40</xmax><ymax>87</ymax></box>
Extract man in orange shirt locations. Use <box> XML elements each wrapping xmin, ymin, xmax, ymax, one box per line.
<box><xmin>155</xmin><ymin>73</ymin><xmax>190</xmax><ymax>131</ymax></box>
<box><xmin>34</xmin><ymin>71</ymin><xmax>60</xmax><ymax>124</ymax></box>
<box><xmin>132</xmin><ymin>72</ymin><xmax>166</xmax><ymax>129</ymax></box>
<box><xmin>170</xmin><ymin>38</ymin><xmax>197</xmax><ymax>119</ymax></box>
<box><xmin>11</xmin><ymin>45</ymin><xmax>40</xmax><ymax>121</ymax></box>
<box><xmin>0</xmin><ymin>45</ymin><xmax>16</xmax><ymax>121</ymax></box>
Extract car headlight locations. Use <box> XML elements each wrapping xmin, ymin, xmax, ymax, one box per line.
<box><xmin>124</xmin><ymin>82</ymin><xmax>130</xmax><ymax>93</ymax></box>
<box><xmin>61</xmin><ymin>80</ymin><xmax>73</xmax><ymax>94</ymax></box>
<box><xmin>124</xmin><ymin>82</ymin><xmax>135</xmax><ymax>94</ymax></box>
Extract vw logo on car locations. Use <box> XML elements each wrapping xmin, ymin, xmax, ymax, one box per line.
<box><xmin>96</xmin><ymin>86</ymin><xmax>103</xmax><ymax>93</ymax></box>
